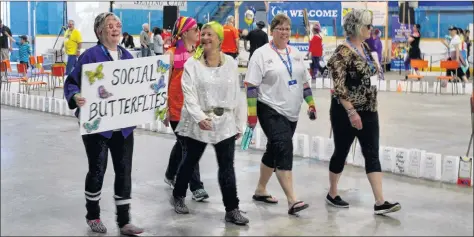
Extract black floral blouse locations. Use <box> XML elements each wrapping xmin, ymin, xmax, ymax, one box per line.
<box><xmin>327</xmin><ymin>44</ymin><xmax>378</xmax><ymax>112</ymax></box>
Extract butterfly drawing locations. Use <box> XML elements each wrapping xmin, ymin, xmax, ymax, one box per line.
<box><xmin>156</xmin><ymin>60</ymin><xmax>170</xmax><ymax>74</ymax></box>
<box><xmin>150</xmin><ymin>75</ymin><xmax>166</xmax><ymax>93</ymax></box>
<box><xmin>85</xmin><ymin>64</ymin><xmax>105</xmax><ymax>85</ymax></box>
<box><xmin>155</xmin><ymin>107</ymin><xmax>168</xmax><ymax>121</ymax></box>
<box><xmin>98</xmin><ymin>85</ymin><xmax>113</xmax><ymax>99</ymax></box>
<box><xmin>83</xmin><ymin>117</ymin><xmax>101</xmax><ymax>133</ymax></box>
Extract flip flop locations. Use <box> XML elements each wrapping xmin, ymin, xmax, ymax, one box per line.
<box><xmin>288</xmin><ymin>201</ymin><xmax>309</xmax><ymax>215</ymax></box>
<box><xmin>252</xmin><ymin>194</ymin><xmax>278</xmax><ymax>204</ymax></box>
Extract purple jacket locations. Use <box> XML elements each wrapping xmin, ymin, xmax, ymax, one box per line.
<box><xmin>64</xmin><ymin>44</ymin><xmax>136</xmax><ymax>138</ymax></box>
<box><xmin>365</xmin><ymin>36</ymin><xmax>382</xmax><ymax>63</ymax></box>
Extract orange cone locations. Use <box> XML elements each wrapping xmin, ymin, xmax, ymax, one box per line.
<box><xmin>397</xmin><ymin>82</ymin><xmax>402</xmax><ymax>93</ymax></box>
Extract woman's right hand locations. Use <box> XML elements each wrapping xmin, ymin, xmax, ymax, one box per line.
<box><xmin>349</xmin><ymin>111</ymin><xmax>363</xmax><ymax>130</ymax></box>
<box><xmin>74</xmin><ymin>93</ymin><xmax>86</xmax><ymax>107</ymax></box>
<box><xmin>198</xmin><ymin>118</ymin><xmax>213</xmax><ymax>131</ymax></box>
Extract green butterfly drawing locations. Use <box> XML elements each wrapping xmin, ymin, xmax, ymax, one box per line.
<box><xmin>85</xmin><ymin>64</ymin><xmax>105</xmax><ymax>85</ymax></box>
<box><xmin>155</xmin><ymin>107</ymin><xmax>167</xmax><ymax>121</ymax></box>
<box><xmin>83</xmin><ymin>117</ymin><xmax>101</xmax><ymax>133</ymax></box>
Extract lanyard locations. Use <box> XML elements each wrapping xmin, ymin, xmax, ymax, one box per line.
<box><xmin>270</xmin><ymin>41</ymin><xmax>292</xmax><ymax>78</ymax></box>
<box><xmin>346</xmin><ymin>38</ymin><xmax>376</xmax><ymax>74</ymax></box>
<box><xmin>100</xmin><ymin>44</ymin><xmax>122</xmax><ymax>61</ymax></box>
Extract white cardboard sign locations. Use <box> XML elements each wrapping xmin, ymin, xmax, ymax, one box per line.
<box><xmin>79</xmin><ymin>55</ymin><xmax>170</xmax><ymax>135</ymax></box>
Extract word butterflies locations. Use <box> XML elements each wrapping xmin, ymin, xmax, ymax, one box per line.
<box><xmin>85</xmin><ymin>64</ymin><xmax>105</xmax><ymax>85</ymax></box>
<box><xmin>83</xmin><ymin>117</ymin><xmax>101</xmax><ymax>133</ymax></box>
<box><xmin>156</xmin><ymin>60</ymin><xmax>170</xmax><ymax>74</ymax></box>
<box><xmin>150</xmin><ymin>75</ymin><xmax>166</xmax><ymax>93</ymax></box>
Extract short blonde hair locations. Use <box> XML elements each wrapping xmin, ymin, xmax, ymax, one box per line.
<box><xmin>343</xmin><ymin>9</ymin><xmax>372</xmax><ymax>38</ymax></box>
<box><xmin>270</xmin><ymin>13</ymin><xmax>291</xmax><ymax>32</ymax></box>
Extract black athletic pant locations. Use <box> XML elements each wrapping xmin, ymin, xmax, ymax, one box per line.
<box><xmin>257</xmin><ymin>101</ymin><xmax>297</xmax><ymax>171</ymax></box>
<box><xmin>82</xmin><ymin>131</ymin><xmax>133</xmax><ymax>228</ymax></box>
<box><xmin>165</xmin><ymin>121</ymin><xmax>204</xmax><ymax>191</ymax></box>
<box><xmin>329</xmin><ymin>99</ymin><xmax>381</xmax><ymax>174</ymax></box>
<box><xmin>173</xmin><ymin>136</ymin><xmax>239</xmax><ymax>212</ymax></box>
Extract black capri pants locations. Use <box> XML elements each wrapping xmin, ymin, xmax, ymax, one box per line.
<box><xmin>329</xmin><ymin>99</ymin><xmax>381</xmax><ymax>174</ymax></box>
<box><xmin>257</xmin><ymin>101</ymin><xmax>297</xmax><ymax>171</ymax></box>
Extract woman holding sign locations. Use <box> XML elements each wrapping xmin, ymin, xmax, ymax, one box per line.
<box><xmin>171</xmin><ymin>21</ymin><xmax>249</xmax><ymax>225</ymax></box>
<box><xmin>326</xmin><ymin>9</ymin><xmax>401</xmax><ymax>215</ymax></box>
<box><xmin>63</xmin><ymin>12</ymin><xmax>143</xmax><ymax>235</ymax></box>
<box><xmin>244</xmin><ymin>13</ymin><xmax>317</xmax><ymax>215</ymax></box>
<box><xmin>163</xmin><ymin>16</ymin><xmax>210</xmax><ymax>202</ymax></box>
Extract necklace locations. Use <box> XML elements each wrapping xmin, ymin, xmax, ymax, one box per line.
<box><xmin>204</xmin><ymin>52</ymin><xmax>222</xmax><ymax>67</ymax></box>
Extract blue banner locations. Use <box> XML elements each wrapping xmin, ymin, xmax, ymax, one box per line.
<box><xmin>267</xmin><ymin>2</ymin><xmax>341</xmax><ymax>27</ymax></box>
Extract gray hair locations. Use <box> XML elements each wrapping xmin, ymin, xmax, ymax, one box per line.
<box><xmin>343</xmin><ymin>9</ymin><xmax>372</xmax><ymax>38</ymax></box>
<box><xmin>142</xmin><ymin>23</ymin><xmax>149</xmax><ymax>29</ymax></box>
<box><xmin>94</xmin><ymin>12</ymin><xmax>121</xmax><ymax>41</ymax></box>
<box><xmin>68</xmin><ymin>19</ymin><xmax>75</xmax><ymax>25</ymax></box>
<box><xmin>226</xmin><ymin>15</ymin><xmax>234</xmax><ymax>24</ymax></box>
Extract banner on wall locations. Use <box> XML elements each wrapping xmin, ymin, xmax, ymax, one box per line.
<box><xmin>114</xmin><ymin>1</ymin><xmax>187</xmax><ymax>11</ymax></box>
<box><xmin>79</xmin><ymin>55</ymin><xmax>170</xmax><ymax>135</ymax></box>
<box><xmin>390</xmin><ymin>15</ymin><xmax>412</xmax><ymax>71</ymax></box>
<box><xmin>341</xmin><ymin>2</ymin><xmax>387</xmax><ymax>26</ymax></box>
<box><xmin>267</xmin><ymin>2</ymin><xmax>340</xmax><ymax>26</ymax></box>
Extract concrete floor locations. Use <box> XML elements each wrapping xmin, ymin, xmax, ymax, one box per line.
<box><xmin>1</xmin><ymin>106</ymin><xmax>473</xmax><ymax>236</ymax></box>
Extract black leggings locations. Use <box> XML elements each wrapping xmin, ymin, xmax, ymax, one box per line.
<box><xmin>82</xmin><ymin>131</ymin><xmax>134</xmax><ymax>227</ymax></box>
<box><xmin>257</xmin><ymin>101</ymin><xmax>297</xmax><ymax>171</ymax></box>
<box><xmin>165</xmin><ymin>121</ymin><xmax>204</xmax><ymax>191</ymax></box>
<box><xmin>173</xmin><ymin>136</ymin><xmax>239</xmax><ymax>212</ymax></box>
<box><xmin>329</xmin><ymin>99</ymin><xmax>381</xmax><ymax>174</ymax></box>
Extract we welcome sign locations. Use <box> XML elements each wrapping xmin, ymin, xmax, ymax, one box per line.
<box><xmin>79</xmin><ymin>55</ymin><xmax>170</xmax><ymax>135</ymax></box>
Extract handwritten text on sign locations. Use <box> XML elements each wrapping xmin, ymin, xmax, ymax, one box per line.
<box><xmin>79</xmin><ymin>55</ymin><xmax>170</xmax><ymax>135</ymax></box>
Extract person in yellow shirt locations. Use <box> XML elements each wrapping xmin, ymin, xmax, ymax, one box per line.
<box><xmin>62</xmin><ymin>20</ymin><xmax>82</xmax><ymax>75</ymax></box>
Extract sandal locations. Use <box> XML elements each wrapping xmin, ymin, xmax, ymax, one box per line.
<box><xmin>288</xmin><ymin>201</ymin><xmax>309</xmax><ymax>215</ymax></box>
<box><xmin>252</xmin><ymin>194</ymin><xmax>278</xmax><ymax>204</ymax></box>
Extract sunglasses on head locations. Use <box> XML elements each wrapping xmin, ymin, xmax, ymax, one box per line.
<box><xmin>366</xmin><ymin>24</ymin><xmax>373</xmax><ymax>29</ymax></box>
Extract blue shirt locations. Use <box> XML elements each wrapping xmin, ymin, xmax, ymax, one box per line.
<box><xmin>64</xmin><ymin>44</ymin><xmax>135</xmax><ymax>138</ymax></box>
<box><xmin>16</xmin><ymin>42</ymin><xmax>31</xmax><ymax>63</ymax></box>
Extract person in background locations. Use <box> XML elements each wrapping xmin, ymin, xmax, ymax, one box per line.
<box><xmin>62</xmin><ymin>19</ymin><xmax>82</xmax><ymax>75</ymax></box>
<box><xmin>405</xmin><ymin>24</ymin><xmax>421</xmax><ymax>75</ymax></box>
<box><xmin>140</xmin><ymin>23</ymin><xmax>151</xmax><ymax>57</ymax></box>
<box><xmin>121</xmin><ymin>32</ymin><xmax>135</xmax><ymax>49</ymax></box>
<box><xmin>162</xmin><ymin>27</ymin><xmax>172</xmax><ymax>51</ymax></box>
<box><xmin>465</xmin><ymin>29</ymin><xmax>471</xmax><ymax>78</ymax></box>
<box><xmin>153</xmin><ymin>27</ymin><xmax>164</xmax><ymax>55</ymax></box>
<box><xmin>63</xmin><ymin>12</ymin><xmax>143</xmax><ymax>235</ymax></box>
<box><xmin>171</xmin><ymin>21</ymin><xmax>249</xmax><ymax>225</ymax></box>
<box><xmin>0</xmin><ymin>19</ymin><xmax>14</xmax><ymax>61</ymax></box>
<box><xmin>245</xmin><ymin>13</ymin><xmax>316</xmax><ymax>215</ymax></box>
<box><xmin>242</xmin><ymin>21</ymin><xmax>268</xmax><ymax>60</ymax></box>
<box><xmin>326</xmin><ymin>9</ymin><xmax>401</xmax><ymax>215</ymax></box>
<box><xmin>365</xmin><ymin>28</ymin><xmax>383</xmax><ymax>69</ymax></box>
<box><xmin>164</xmin><ymin>16</ymin><xmax>209</xmax><ymax>202</ymax></box>
<box><xmin>308</xmin><ymin>22</ymin><xmax>324</xmax><ymax>79</ymax></box>
<box><xmin>16</xmin><ymin>35</ymin><xmax>31</xmax><ymax>68</ymax></box>
<box><xmin>221</xmin><ymin>15</ymin><xmax>240</xmax><ymax>59</ymax></box>
<box><xmin>442</xmin><ymin>26</ymin><xmax>468</xmax><ymax>83</ymax></box>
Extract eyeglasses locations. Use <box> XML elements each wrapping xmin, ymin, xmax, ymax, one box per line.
<box><xmin>366</xmin><ymin>24</ymin><xmax>373</xmax><ymax>29</ymax></box>
<box><xmin>274</xmin><ymin>27</ymin><xmax>291</xmax><ymax>32</ymax></box>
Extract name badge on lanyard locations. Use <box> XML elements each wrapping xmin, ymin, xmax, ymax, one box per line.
<box><xmin>271</xmin><ymin>41</ymin><xmax>296</xmax><ymax>90</ymax></box>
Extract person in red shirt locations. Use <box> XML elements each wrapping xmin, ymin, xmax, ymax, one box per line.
<box><xmin>308</xmin><ymin>22</ymin><xmax>323</xmax><ymax>79</ymax></box>
<box><xmin>221</xmin><ymin>16</ymin><xmax>240</xmax><ymax>59</ymax></box>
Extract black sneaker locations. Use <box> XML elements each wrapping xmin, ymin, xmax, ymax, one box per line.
<box><xmin>374</xmin><ymin>201</ymin><xmax>401</xmax><ymax>215</ymax></box>
<box><xmin>225</xmin><ymin>209</ymin><xmax>249</xmax><ymax>225</ymax></box>
<box><xmin>172</xmin><ymin>197</ymin><xmax>189</xmax><ymax>214</ymax></box>
<box><xmin>325</xmin><ymin>194</ymin><xmax>349</xmax><ymax>208</ymax></box>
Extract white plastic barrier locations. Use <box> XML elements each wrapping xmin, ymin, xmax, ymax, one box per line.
<box><xmin>1</xmin><ymin>91</ymin><xmax>472</xmax><ymax>186</ymax></box>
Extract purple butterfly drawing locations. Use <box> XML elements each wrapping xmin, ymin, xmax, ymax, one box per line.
<box><xmin>98</xmin><ymin>85</ymin><xmax>113</xmax><ymax>99</ymax></box>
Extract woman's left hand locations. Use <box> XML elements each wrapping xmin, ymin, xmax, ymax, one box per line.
<box><xmin>235</xmin><ymin>133</ymin><xmax>242</xmax><ymax>140</ymax></box>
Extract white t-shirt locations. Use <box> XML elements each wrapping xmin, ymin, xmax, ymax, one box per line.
<box><xmin>449</xmin><ymin>35</ymin><xmax>461</xmax><ymax>53</ymax></box>
<box><xmin>245</xmin><ymin>43</ymin><xmax>311</xmax><ymax>122</ymax></box>
<box><xmin>110</xmin><ymin>50</ymin><xmax>119</xmax><ymax>61</ymax></box>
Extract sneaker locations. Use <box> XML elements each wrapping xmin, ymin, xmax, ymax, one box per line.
<box><xmin>225</xmin><ymin>209</ymin><xmax>249</xmax><ymax>225</ymax></box>
<box><xmin>86</xmin><ymin>219</ymin><xmax>107</xmax><ymax>233</ymax></box>
<box><xmin>374</xmin><ymin>201</ymin><xmax>401</xmax><ymax>215</ymax></box>
<box><xmin>173</xmin><ymin>196</ymin><xmax>189</xmax><ymax>214</ymax></box>
<box><xmin>120</xmin><ymin>223</ymin><xmax>144</xmax><ymax>235</ymax></box>
<box><xmin>192</xmin><ymin>189</ymin><xmax>209</xmax><ymax>202</ymax></box>
<box><xmin>325</xmin><ymin>194</ymin><xmax>349</xmax><ymax>208</ymax></box>
<box><xmin>164</xmin><ymin>177</ymin><xmax>175</xmax><ymax>189</ymax></box>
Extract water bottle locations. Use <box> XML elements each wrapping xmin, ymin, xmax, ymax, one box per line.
<box><xmin>240</xmin><ymin>126</ymin><xmax>254</xmax><ymax>150</ymax></box>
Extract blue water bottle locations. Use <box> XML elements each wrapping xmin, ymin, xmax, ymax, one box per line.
<box><xmin>240</xmin><ymin>126</ymin><xmax>254</xmax><ymax>150</ymax></box>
